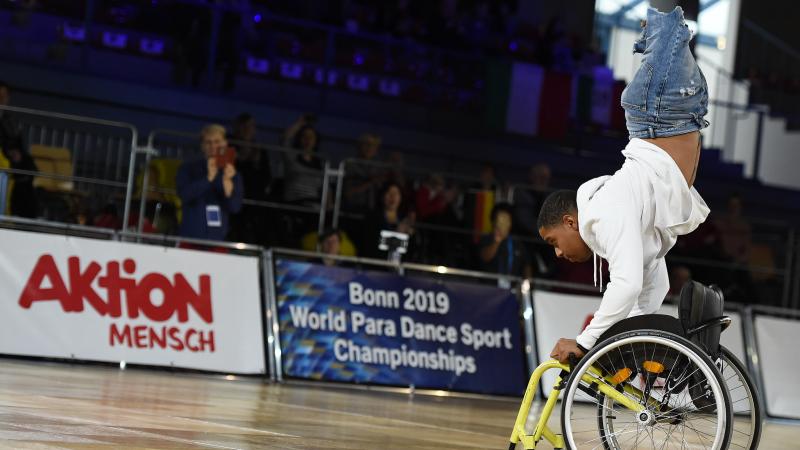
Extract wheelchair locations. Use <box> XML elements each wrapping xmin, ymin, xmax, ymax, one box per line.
<box><xmin>509</xmin><ymin>281</ymin><xmax>763</xmax><ymax>449</ymax></box>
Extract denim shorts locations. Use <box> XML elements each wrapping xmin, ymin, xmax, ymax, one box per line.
<box><xmin>621</xmin><ymin>7</ymin><xmax>709</xmax><ymax>139</ymax></box>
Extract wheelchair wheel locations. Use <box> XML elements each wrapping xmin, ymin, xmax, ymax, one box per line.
<box><xmin>561</xmin><ymin>330</ymin><xmax>732</xmax><ymax>450</ymax></box>
<box><xmin>717</xmin><ymin>346</ymin><xmax>762</xmax><ymax>450</ymax></box>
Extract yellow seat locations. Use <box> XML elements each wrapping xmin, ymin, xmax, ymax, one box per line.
<box><xmin>29</xmin><ymin>144</ymin><xmax>74</xmax><ymax>192</ymax></box>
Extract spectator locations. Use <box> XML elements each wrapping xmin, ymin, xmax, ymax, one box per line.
<box><xmin>281</xmin><ymin>115</ymin><xmax>323</xmax><ymax>205</ymax></box>
<box><xmin>318</xmin><ymin>228</ymin><xmax>343</xmax><ymax>267</ymax></box>
<box><xmin>415</xmin><ymin>173</ymin><xmax>457</xmax><ymax>222</ymax></box>
<box><xmin>344</xmin><ymin>133</ymin><xmax>384</xmax><ymax>211</ymax></box>
<box><xmin>514</xmin><ymin>162</ymin><xmax>551</xmax><ymax>235</ymax></box>
<box><xmin>176</xmin><ymin>124</ymin><xmax>243</xmax><ymax>241</ymax></box>
<box><xmin>360</xmin><ymin>181</ymin><xmax>416</xmax><ymax>259</ymax></box>
<box><xmin>478</xmin><ymin>203</ymin><xmax>532</xmax><ymax>278</ymax></box>
<box><xmin>383</xmin><ymin>150</ymin><xmax>415</xmax><ymax>208</ymax></box>
<box><xmin>2</xmin><ymin>136</ymin><xmax>38</xmax><ymax>218</ymax></box>
<box><xmin>415</xmin><ymin>172</ymin><xmax>462</xmax><ymax>265</ymax></box>
<box><xmin>230</xmin><ymin>113</ymin><xmax>272</xmax><ymax>244</ymax></box>
<box><xmin>714</xmin><ymin>193</ymin><xmax>756</xmax><ymax>303</ymax></box>
<box><xmin>0</xmin><ymin>81</ymin><xmax>23</xmax><ymax>159</ymax></box>
<box><xmin>714</xmin><ymin>193</ymin><xmax>752</xmax><ymax>264</ymax></box>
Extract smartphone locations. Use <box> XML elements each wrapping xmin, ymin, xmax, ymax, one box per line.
<box><xmin>215</xmin><ymin>146</ymin><xmax>237</xmax><ymax>169</ymax></box>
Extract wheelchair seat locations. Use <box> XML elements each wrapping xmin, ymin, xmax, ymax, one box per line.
<box><xmin>592</xmin><ymin>280</ymin><xmax>728</xmax><ymax>358</ymax></box>
<box><xmin>678</xmin><ymin>280</ymin><xmax>727</xmax><ymax>359</ymax></box>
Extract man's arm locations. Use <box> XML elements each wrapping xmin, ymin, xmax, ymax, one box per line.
<box><xmin>628</xmin><ymin>258</ymin><xmax>669</xmax><ymax>317</ymax></box>
<box><xmin>576</xmin><ymin>209</ymin><xmax>644</xmax><ymax>350</ymax></box>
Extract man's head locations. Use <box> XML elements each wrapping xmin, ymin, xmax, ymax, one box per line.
<box><xmin>319</xmin><ymin>228</ymin><xmax>341</xmax><ymax>256</ymax></box>
<box><xmin>357</xmin><ymin>133</ymin><xmax>381</xmax><ymax>159</ymax></box>
<box><xmin>0</xmin><ymin>81</ymin><xmax>9</xmax><ymax>106</ymax></box>
<box><xmin>200</xmin><ymin>124</ymin><xmax>228</xmax><ymax>158</ymax></box>
<box><xmin>529</xmin><ymin>163</ymin><xmax>551</xmax><ymax>190</ymax></box>
<box><xmin>537</xmin><ymin>190</ymin><xmax>592</xmax><ymax>262</ymax></box>
<box><xmin>232</xmin><ymin>113</ymin><xmax>256</xmax><ymax>141</ymax></box>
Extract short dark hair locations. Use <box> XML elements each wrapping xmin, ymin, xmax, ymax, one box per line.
<box><xmin>537</xmin><ymin>189</ymin><xmax>578</xmax><ymax>229</ymax></box>
<box><xmin>0</xmin><ymin>80</ymin><xmax>8</xmax><ymax>90</ymax></box>
<box><xmin>318</xmin><ymin>228</ymin><xmax>339</xmax><ymax>243</ymax></box>
<box><xmin>234</xmin><ymin>112</ymin><xmax>254</xmax><ymax>125</ymax></box>
<box><xmin>490</xmin><ymin>202</ymin><xmax>514</xmax><ymax>222</ymax></box>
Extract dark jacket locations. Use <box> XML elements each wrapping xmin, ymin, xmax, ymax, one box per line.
<box><xmin>176</xmin><ymin>157</ymin><xmax>243</xmax><ymax>241</ymax></box>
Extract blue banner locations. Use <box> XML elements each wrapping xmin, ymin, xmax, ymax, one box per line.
<box><xmin>275</xmin><ymin>260</ymin><xmax>526</xmax><ymax>395</ymax></box>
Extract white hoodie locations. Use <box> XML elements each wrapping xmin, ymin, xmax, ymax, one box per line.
<box><xmin>575</xmin><ymin>138</ymin><xmax>710</xmax><ymax>349</ymax></box>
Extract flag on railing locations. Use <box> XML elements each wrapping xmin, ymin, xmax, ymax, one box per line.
<box><xmin>472</xmin><ymin>190</ymin><xmax>495</xmax><ymax>243</ymax></box>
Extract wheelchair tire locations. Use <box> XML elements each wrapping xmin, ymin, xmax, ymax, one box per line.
<box><xmin>560</xmin><ymin>330</ymin><xmax>733</xmax><ymax>450</ymax></box>
<box><xmin>717</xmin><ymin>345</ymin><xmax>762</xmax><ymax>450</ymax></box>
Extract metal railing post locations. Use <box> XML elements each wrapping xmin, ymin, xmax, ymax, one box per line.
<box><xmin>262</xmin><ymin>249</ymin><xmax>279</xmax><ymax>381</ymax></box>
<box><xmin>752</xmin><ymin>110</ymin><xmax>764</xmax><ymax>181</ymax></box>
<box><xmin>782</xmin><ymin>227</ymin><xmax>795</xmax><ymax>309</ymax></box>
<box><xmin>332</xmin><ymin>161</ymin><xmax>346</xmax><ymax>229</ymax></box>
<box><xmin>136</xmin><ymin>142</ymin><xmax>159</xmax><ymax>235</ymax></box>
<box><xmin>521</xmin><ymin>280</ymin><xmax>537</xmax><ymax>375</ymax></box>
<box><xmin>317</xmin><ymin>161</ymin><xmax>331</xmax><ymax>236</ymax></box>
<box><xmin>263</xmin><ymin>249</ymin><xmax>283</xmax><ymax>382</ymax></box>
<box><xmin>121</xmin><ymin>127</ymin><xmax>139</xmax><ymax>233</ymax></box>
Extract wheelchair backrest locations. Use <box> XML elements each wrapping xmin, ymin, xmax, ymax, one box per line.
<box><xmin>679</xmin><ymin>280</ymin><xmax>725</xmax><ymax>358</ymax></box>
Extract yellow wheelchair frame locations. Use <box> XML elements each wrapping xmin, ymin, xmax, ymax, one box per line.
<box><xmin>508</xmin><ymin>359</ymin><xmax>654</xmax><ymax>450</ymax></box>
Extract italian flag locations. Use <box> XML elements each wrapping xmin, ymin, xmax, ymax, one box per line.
<box><xmin>486</xmin><ymin>62</ymin><xmax>573</xmax><ymax>138</ymax></box>
<box><xmin>488</xmin><ymin>62</ymin><xmax>628</xmax><ymax>135</ymax></box>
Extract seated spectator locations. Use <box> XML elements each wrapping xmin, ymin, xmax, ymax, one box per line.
<box><xmin>176</xmin><ymin>124</ymin><xmax>243</xmax><ymax>241</ymax></box>
<box><xmin>344</xmin><ymin>133</ymin><xmax>384</xmax><ymax>211</ymax></box>
<box><xmin>281</xmin><ymin>115</ymin><xmax>323</xmax><ymax>205</ymax></box>
<box><xmin>1</xmin><ymin>137</ymin><xmax>38</xmax><ymax>218</ymax></box>
<box><xmin>478</xmin><ymin>203</ymin><xmax>532</xmax><ymax>279</ymax></box>
<box><xmin>318</xmin><ymin>228</ymin><xmax>345</xmax><ymax>267</ymax></box>
<box><xmin>359</xmin><ymin>182</ymin><xmax>416</xmax><ymax>259</ymax></box>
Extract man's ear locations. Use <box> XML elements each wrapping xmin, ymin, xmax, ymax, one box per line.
<box><xmin>562</xmin><ymin>213</ymin><xmax>578</xmax><ymax>230</ymax></box>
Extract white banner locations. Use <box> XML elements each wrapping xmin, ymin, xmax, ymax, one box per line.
<box><xmin>532</xmin><ymin>290</ymin><xmax>744</xmax><ymax>396</ymax></box>
<box><xmin>754</xmin><ymin>315</ymin><xmax>800</xmax><ymax>419</ymax></box>
<box><xmin>0</xmin><ymin>229</ymin><xmax>265</xmax><ymax>374</ymax></box>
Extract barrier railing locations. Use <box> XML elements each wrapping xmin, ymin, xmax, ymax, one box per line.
<box><xmin>0</xmin><ymin>104</ymin><xmax>139</xmax><ymax>228</ymax></box>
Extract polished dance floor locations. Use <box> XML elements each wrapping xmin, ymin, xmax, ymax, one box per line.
<box><xmin>0</xmin><ymin>359</ymin><xmax>798</xmax><ymax>449</ymax></box>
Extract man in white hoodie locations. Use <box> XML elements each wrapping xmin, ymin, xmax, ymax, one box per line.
<box><xmin>539</xmin><ymin>6</ymin><xmax>711</xmax><ymax>363</ymax></box>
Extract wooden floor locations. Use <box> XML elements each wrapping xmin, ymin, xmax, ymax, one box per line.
<box><xmin>0</xmin><ymin>359</ymin><xmax>798</xmax><ymax>449</ymax></box>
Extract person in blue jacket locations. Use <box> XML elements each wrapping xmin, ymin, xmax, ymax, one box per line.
<box><xmin>176</xmin><ymin>124</ymin><xmax>243</xmax><ymax>241</ymax></box>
